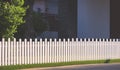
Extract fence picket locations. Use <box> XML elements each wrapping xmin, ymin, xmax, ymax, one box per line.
<box><xmin>44</xmin><ymin>38</ymin><xmax>48</xmax><ymax>63</ymax></box>
<box><xmin>2</xmin><ymin>38</ymin><xmax>5</xmax><ymax>66</ymax></box>
<box><xmin>56</xmin><ymin>39</ymin><xmax>59</xmax><ymax>63</ymax></box>
<box><xmin>58</xmin><ymin>39</ymin><xmax>61</xmax><ymax>62</ymax></box>
<box><xmin>24</xmin><ymin>39</ymin><xmax>27</xmax><ymax>64</ymax></box>
<box><xmin>16</xmin><ymin>41</ymin><xmax>19</xmax><ymax>65</ymax></box>
<box><xmin>67</xmin><ymin>39</ymin><xmax>70</xmax><ymax>62</ymax></box>
<box><xmin>8</xmin><ymin>38</ymin><xmax>11</xmax><ymax>65</ymax></box>
<box><xmin>5</xmin><ymin>41</ymin><xmax>8</xmax><ymax>66</ymax></box>
<box><xmin>39</xmin><ymin>39</ymin><xmax>42</xmax><ymax>64</ymax></box>
<box><xmin>13</xmin><ymin>38</ymin><xmax>16</xmax><ymax>65</ymax></box>
<box><xmin>49</xmin><ymin>39</ymin><xmax>52</xmax><ymax>63</ymax></box>
<box><xmin>37</xmin><ymin>39</ymin><xmax>40</xmax><ymax>64</ymax></box>
<box><xmin>19</xmin><ymin>39</ymin><xmax>22</xmax><ymax>65</ymax></box>
<box><xmin>11</xmin><ymin>41</ymin><xmax>13</xmax><ymax>65</ymax></box>
<box><xmin>34</xmin><ymin>39</ymin><xmax>37</xmax><ymax>64</ymax></box>
<box><xmin>42</xmin><ymin>39</ymin><xmax>44</xmax><ymax>64</ymax></box>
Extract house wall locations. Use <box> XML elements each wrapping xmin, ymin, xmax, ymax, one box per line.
<box><xmin>77</xmin><ymin>0</ymin><xmax>110</xmax><ymax>38</ymax></box>
<box><xmin>110</xmin><ymin>0</ymin><xmax>120</xmax><ymax>38</ymax></box>
<box><xmin>33</xmin><ymin>0</ymin><xmax>58</xmax><ymax>14</ymax></box>
<box><xmin>58</xmin><ymin>0</ymin><xmax>77</xmax><ymax>38</ymax></box>
<box><xmin>47</xmin><ymin>0</ymin><xmax>58</xmax><ymax>14</ymax></box>
<box><xmin>33</xmin><ymin>0</ymin><xmax>46</xmax><ymax>13</ymax></box>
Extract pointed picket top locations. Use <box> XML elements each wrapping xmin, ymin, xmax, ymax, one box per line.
<box><xmin>67</xmin><ymin>38</ymin><xmax>70</xmax><ymax>42</ymax></box>
<box><xmin>35</xmin><ymin>38</ymin><xmax>37</xmax><ymax>42</ymax></box>
<box><xmin>109</xmin><ymin>39</ymin><xmax>112</xmax><ymax>42</ymax></box>
<box><xmin>116</xmin><ymin>39</ymin><xmax>119</xmax><ymax>42</ymax></box>
<box><xmin>19</xmin><ymin>38</ymin><xmax>22</xmax><ymax>41</ymax></box>
<box><xmin>8</xmin><ymin>38</ymin><xmax>11</xmax><ymax>41</ymax></box>
<box><xmin>24</xmin><ymin>38</ymin><xmax>27</xmax><ymax>42</ymax></box>
<box><xmin>54</xmin><ymin>38</ymin><xmax>57</xmax><ymax>42</ymax></box>
<box><xmin>92</xmin><ymin>38</ymin><xmax>94</xmax><ymax>42</ymax></box>
<box><xmin>58</xmin><ymin>38</ymin><xmax>61</xmax><ymax>42</ymax></box>
<box><xmin>2</xmin><ymin>38</ymin><xmax>5</xmax><ymax>42</ymax></box>
<box><xmin>45</xmin><ymin>38</ymin><xmax>47</xmax><ymax>42</ymax></box>
<box><xmin>29</xmin><ymin>38</ymin><xmax>32</xmax><ymax>42</ymax></box>
<box><xmin>87</xmin><ymin>38</ymin><xmax>90</xmax><ymax>42</ymax></box>
<box><xmin>84</xmin><ymin>38</ymin><xmax>87</xmax><ymax>42</ymax></box>
<box><xmin>72</xmin><ymin>38</ymin><xmax>74</xmax><ymax>42</ymax></box>
<box><xmin>63</xmin><ymin>38</ymin><xmax>66</xmax><ymax>42</ymax></box>
<box><xmin>103</xmin><ymin>38</ymin><xmax>105</xmax><ymax>42</ymax></box>
<box><xmin>40</xmin><ymin>38</ymin><xmax>42</xmax><ymax>42</ymax></box>
<box><xmin>13</xmin><ymin>38</ymin><xmax>16</xmax><ymax>41</ymax></box>
<box><xmin>49</xmin><ymin>38</ymin><xmax>52</xmax><ymax>42</ymax></box>
<box><xmin>95</xmin><ymin>38</ymin><xmax>98</xmax><ymax>42</ymax></box>
<box><xmin>99</xmin><ymin>38</ymin><xmax>101</xmax><ymax>41</ymax></box>
<box><xmin>106</xmin><ymin>38</ymin><xmax>109</xmax><ymax>42</ymax></box>
<box><xmin>80</xmin><ymin>38</ymin><xmax>82</xmax><ymax>42</ymax></box>
<box><xmin>76</xmin><ymin>38</ymin><xmax>79</xmax><ymax>42</ymax></box>
<box><xmin>112</xmin><ymin>39</ymin><xmax>116</xmax><ymax>42</ymax></box>
<box><xmin>24</xmin><ymin>38</ymin><xmax>27</xmax><ymax>47</ymax></box>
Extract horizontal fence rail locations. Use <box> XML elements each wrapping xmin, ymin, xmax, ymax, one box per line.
<box><xmin>0</xmin><ymin>38</ymin><xmax>120</xmax><ymax>66</ymax></box>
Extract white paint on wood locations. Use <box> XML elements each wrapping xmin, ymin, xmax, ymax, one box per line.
<box><xmin>0</xmin><ymin>38</ymin><xmax>120</xmax><ymax>66</ymax></box>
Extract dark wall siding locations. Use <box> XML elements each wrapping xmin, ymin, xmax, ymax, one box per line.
<box><xmin>58</xmin><ymin>0</ymin><xmax>77</xmax><ymax>39</ymax></box>
<box><xmin>110</xmin><ymin>0</ymin><xmax>120</xmax><ymax>38</ymax></box>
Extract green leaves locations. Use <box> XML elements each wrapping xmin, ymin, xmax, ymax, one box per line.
<box><xmin>0</xmin><ymin>0</ymin><xmax>27</xmax><ymax>39</ymax></box>
<box><xmin>12</xmin><ymin>0</ymin><xmax>24</xmax><ymax>6</ymax></box>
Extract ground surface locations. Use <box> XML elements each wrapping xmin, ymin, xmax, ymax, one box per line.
<box><xmin>21</xmin><ymin>63</ymin><xmax>120</xmax><ymax>70</ymax></box>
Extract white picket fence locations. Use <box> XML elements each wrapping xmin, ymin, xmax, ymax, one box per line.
<box><xmin>0</xmin><ymin>38</ymin><xmax>120</xmax><ymax>66</ymax></box>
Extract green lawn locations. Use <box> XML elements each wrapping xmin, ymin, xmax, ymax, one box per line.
<box><xmin>0</xmin><ymin>59</ymin><xmax>120</xmax><ymax>70</ymax></box>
